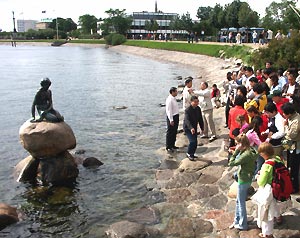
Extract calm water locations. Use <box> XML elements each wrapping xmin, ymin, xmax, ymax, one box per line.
<box><xmin>0</xmin><ymin>44</ymin><xmax>195</xmax><ymax>237</ymax></box>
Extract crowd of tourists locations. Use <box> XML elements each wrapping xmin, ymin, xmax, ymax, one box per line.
<box><xmin>164</xmin><ymin>61</ymin><xmax>300</xmax><ymax>237</ymax></box>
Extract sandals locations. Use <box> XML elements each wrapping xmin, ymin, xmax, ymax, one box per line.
<box><xmin>259</xmin><ymin>233</ymin><xmax>274</xmax><ymax>238</ymax></box>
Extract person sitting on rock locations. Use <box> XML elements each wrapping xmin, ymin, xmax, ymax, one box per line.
<box><xmin>31</xmin><ymin>78</ymin><xmax>64</xmax><ymax>123</ymax></box>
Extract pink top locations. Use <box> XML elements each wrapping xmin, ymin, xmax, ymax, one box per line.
<box><xmin>246</xmin><ymin>129</ymin><xmax>262</xmax><ymax>147</ymax></box>
<box><xmin>240</xmin><ymin>123</ymin><xmax>249</xmax><ymax>134</ymax></box>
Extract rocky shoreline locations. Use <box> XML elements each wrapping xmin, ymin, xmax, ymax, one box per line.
<box><xmin>105</xmin><ymin>45</ymin><xmax>300</xmax><ymax>238</ymax></box>
<box><xmin>2</xmin><ymin>42</ymin><xmax>300</xmax><ymax>237</ymax></box>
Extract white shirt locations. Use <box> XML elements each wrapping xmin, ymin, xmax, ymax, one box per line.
<box><xmin>287</xmin><ymin>84</ymin><xmax>295</xmax><ymax>95</ymax></box>
<box><xmin>267</xmin><ymin>30</ymin><xmax>273</xmax><ymax>40</ymax></box>
<box><xmin>245</xmin><ymin>74</ymin><xmax>256</xmax><ymax>91</ymax></box>
<box><xmin>278</xmin><ymin>76</ymin><xmax>288</xmax><ymax>88</ymax></box>
<box><xmin>265</xmin><ymin>113</ymin><xmax>285</xmax><ymax>140</ymax></box>
<box><xmin>166</xmin><ymin>94</ymin><xmax>179</xmax><ymax>122</ymax></box>
<box><xmin>194</xmin><ymin>88</ymin><xmax>213</xmax><ymax>111</ymax></box>
<box><xmin>182</xmin><ymin>86</ymin><xmax>193</xmax><ymax>110</ymax></box>
<box><xmin>287</xmin><ymin>84</ymin><xmax>295</xmax><ymax>103</ymax></box>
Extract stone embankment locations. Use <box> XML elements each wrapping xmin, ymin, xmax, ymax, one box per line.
<box><xmin>105</xmin><ymin>45</ymin><xmax>300</xmax><ymax>238</ymax></box>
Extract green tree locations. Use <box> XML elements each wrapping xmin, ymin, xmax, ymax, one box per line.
<box><xmin>261</xmin><ymin>0</ymin><xmax>300</xmax><ymax>32</ymax></box>
<box><xmin>49</xmin><ymin>18</ymin><xmax>77</xmax><ymax>33</ymax></box>
<box><xmin>196</xmin><ymin>7</ymin><xmax>213</xmax><ymax>21</ymax></box>
<box><xmin>238</xmin><ymin>2</ymin><xmax>259</xmax><ymax>27</ymax></box>
<box><xmin>145</xmin><ymin>19</ymin><xmax>159</xmax><ymax>33</ymax></box>
<box><xmin>180</xmin><ymin>12</ymin><xmax>194</xmax><ymax>32</ymax></box>
<box><xmin>78</xmin><ymin>14</ymin><xmax>98</xmax><ymax>34</ymax></box>
<box><xmin>209</xmin><ymin>4</ymin><xmax>225</xmax><ymax>29</ymax></box>
<box><xmin>250</xmin><ymin>31</ymin><xmax>300</xmax><ymax>69</ymax></box>
<box><xmin>100</xmin><ymin>8</ymin><xmax>132</xmax><ymax>35</ymax></box>
<box><xmin>224</xmin><ymin>0</ymin><xmax>242</xmax><ymax>27</ymax></box>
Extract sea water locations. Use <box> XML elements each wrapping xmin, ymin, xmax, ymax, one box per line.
<box><xmin>0</xmin><ymin>44</ymin><xmax>195</xmax><ymax>237</ymax></box>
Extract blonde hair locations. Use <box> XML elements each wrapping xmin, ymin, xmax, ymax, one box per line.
<box><xmin>258</xmin><ymin>142</ymin><xmax>274</xmax><ymax>157</ymax></box>
<box><xmin>235</xmin><ymin>134</ymin><xmax>250</xmax><ymax>149</ymax></box>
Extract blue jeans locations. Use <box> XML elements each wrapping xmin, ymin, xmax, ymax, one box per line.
<box><xmin>185</xmin><ymin>129</ymin><xmax>197</xmax><ymax>156</ymax></box>
<box><xmin>234</xmin><ymin>182</ymin><xmax>250</xmax><ymax>230</ymax></box>
<box><xmin>254</xmin><ymin>155</ymin><xmax>265</xmax><ymax>175</ymax></box>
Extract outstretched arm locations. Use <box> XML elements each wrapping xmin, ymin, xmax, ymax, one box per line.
<box><xmin>31</xmin><ymin>96</ymin><xmax>37</xmax><ymax>121</ymax></box>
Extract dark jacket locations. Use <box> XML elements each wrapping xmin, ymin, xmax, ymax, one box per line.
<box><xmin>282</xmin><ymin>82</ymin><xmax>300</xmax><ymax>113</ymax></box>
<box><xmin>183</xmin><ymin>105</ymin><xmax>204</xmax><ymax>133</ymax></box>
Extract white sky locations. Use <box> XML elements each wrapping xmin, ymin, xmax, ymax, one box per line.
<box><xmin>0</xmin><ymin>0</ymin><xmax>292</xmax><ymax>32</ymax></box>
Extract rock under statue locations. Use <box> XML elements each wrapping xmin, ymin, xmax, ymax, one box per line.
<box><xmin>31</xmin><ymin>78</ymin><xmax>64</xmax><ymax>123</ymax></box>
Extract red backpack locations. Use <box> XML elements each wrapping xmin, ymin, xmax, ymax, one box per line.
<box><xmin>265</xmin><ymin>159</ymin><xmax>293</xmax><ymax>202</ymax></box>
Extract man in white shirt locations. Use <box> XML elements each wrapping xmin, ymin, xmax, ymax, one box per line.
<box><xmin>194</xmin><ymin>82</ymin><xmax>217</xmax><ymax>142</ymax></box>
<box><xmin>263</xmin><ymin>102</ymin><xmax>285</xmax><ymax>157</ymax></box>
<box><xmin>244</xmin><ymin>66</ymin><xmax>256</xmax><ymax>91</ymax></box>
<box><xmin>267</xmin><ymin>29</ymin><xmax>273</xmax><ymax>43</ymax></box>
<box><xmin>166</xmin><ymin>87</ymin><xmax>179</xmax><ymax>152</ymax></box>
<box><xmin>182</xmin><ymin>78</ymin><xmax>194</xmax><ymax>110</ymax></box>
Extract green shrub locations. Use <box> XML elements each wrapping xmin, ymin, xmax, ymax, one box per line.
<box><xmin>105</xmin><ymin>33</ymin><xmax>126</xmax><ymax>46</ymax></box>
<box><xmin>250</xmin><ymin>31</ymin><xmax>300</xmax><ymax>69</ymax></box>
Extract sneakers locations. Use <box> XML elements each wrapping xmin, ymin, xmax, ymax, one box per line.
<box><xmin>209</xmin><ymin>135</ymin><xmax>217</xmax><ymax>142</ymax></box>
<box><xmin>186</xmin><ymin>153</ymin><xmax>195</xmax><ymax>161</ymax></box>
<box><xmin>200</xmin><ymin>135</ymin><xmax>209</xmax><ymax>139</ymax></box>
<box><xmin>166</xmin><ymin>148</ymin><xmax>174</xmax><ymax>153</ymax></box>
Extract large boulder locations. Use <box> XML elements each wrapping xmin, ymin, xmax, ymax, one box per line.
<box><xmin>14</xmin><ymin>155</ymin><xmax>39</xmax><ymax>182</ymax></box>
<box><xmin>37</xmin><ymin>151</ymin><xmax>78</xmax><ymax>185</ymax></box>
<box><xmin>105</xmin><ymin>220</ymin><xmax>160</xmax><ymax>238</ymax></box>
<box><xmin>0</xmin><ymin>203</ymin><xmax>19</xmax><ymax>231</ymax></box>
<box><xmin>19</xmin><ymin>121</ymin><xmax>76</xmax><ymax>158</ymax></box>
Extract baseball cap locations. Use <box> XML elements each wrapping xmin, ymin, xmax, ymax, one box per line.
<box><xmin>268</xmin><ymin>90</ymin><xmax>282</xmax><ymax>98</ymax></box>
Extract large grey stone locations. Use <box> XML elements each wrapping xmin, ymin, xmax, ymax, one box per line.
<box><xmin>179</xmin><ymin>158</ymin><xmax>212</xmax><ymax>172</ymax></box>
<box><xmin>125</xmin><ymin>206</ymin><xmax>160</xmax><ymax>225</ymax></box>
<box><xmin>197</xmin><ymin>165</ymin><xmax>226</xmax><ymax>184</ymax></box>
<box><xmin>163</xmin><ymin>188</ymin><xmax>192</xmax><ymax>203</ymax></box>
<box><xmin>37</xmin><ymin>151</ymin><xmax>78</xmax><ymax>185</ymax></box>
<box><xmin>14</xmin><ymin>155</ymin><xmax>39</xmax><ymax>182</ymax></box>
<box><xmin>19</xmin><ymin>120</ymin><xmax>76</xmax><ymax>158</ymax></box>
<box><xmin>165</xmin><ymin>172</ymin><xmax>201</xmax><ymax>189</ymax></box>
<box><xmin>158</xmin><ymin>159</ymin><xmax>179</xmax><ymax>170</ymax></box>
<box><xmin>163</xmin><ymin>217</ymin><xmax>213</xmax><ymax>238</ymax></box>
<box><xmin>189</xmin><ymin>184</ymin><xmax>219</xmax><ymax>200</ymax></box>
<box><xmin>105</xmin><ymin>220</ymin><xmax>159</xmax><ymax>238</ymax></box>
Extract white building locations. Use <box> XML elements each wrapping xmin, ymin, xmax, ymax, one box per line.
<box><xmin>17</xmin><ymin>20</ymin><xmax>37</xmax><ymax>32</ymax></box>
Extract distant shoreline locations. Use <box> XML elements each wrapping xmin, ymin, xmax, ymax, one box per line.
<box><xmin>0</xmin><ymin>41</ymin><xmax>233</xmax><ymax>88</ymax></box>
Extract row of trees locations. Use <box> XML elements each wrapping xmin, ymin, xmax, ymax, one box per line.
<box><xmin>1</xmin><ymin>0</ymin><xmax>299</xmax><ymax>40</ymax></box>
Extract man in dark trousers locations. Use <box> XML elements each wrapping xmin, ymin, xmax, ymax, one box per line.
<box><xmin>166</xmin><ymin>87</ymin><xmax>179</xmax><ymax>153</ymax></box>
<box><xmin>183</xmin><ymin>95</ymin><xmax>204</xmax><ymax>161</ymax></box>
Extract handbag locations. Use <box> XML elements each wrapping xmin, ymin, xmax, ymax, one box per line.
<box><xmin>251</xmin><ymin>184</ymin><xmax>273</xmax><ymax>206</ymax></box>
<box><xmin>281</xmin><ymin>137</ymin><xmax>296</xmax><ymax>151</ymax></box>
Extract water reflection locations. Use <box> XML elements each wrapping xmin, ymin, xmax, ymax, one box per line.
<box><xmin>0</xmin><ymin>45</ymin><xmax>195</xmax><ymax>237</ymax></box>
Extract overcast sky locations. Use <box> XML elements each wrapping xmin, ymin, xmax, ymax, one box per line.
<box><xmin>0</xmin><ymin>0</ymin><xmax>292</xmax><ymax>32</ymax></box>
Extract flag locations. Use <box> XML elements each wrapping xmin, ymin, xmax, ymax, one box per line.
<box><xmin>42</xmin><ymin>10</ymin><xmax>46</xmax><ymax>13</ymax></box>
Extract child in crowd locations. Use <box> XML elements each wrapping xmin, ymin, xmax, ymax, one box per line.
<box><xmin>211</xmin><ymin>83</ymin><xmax>221</xmax><ymax>108</ymax></box>
<box><xmin>236</xmin><ymin>115</ymin><xmax>249</xmax><ymax>134</ymax></box>
<box><xmin>257</xmin><ymin>142</ymin><xmax>283</xmax><ymax>238</ymax></box>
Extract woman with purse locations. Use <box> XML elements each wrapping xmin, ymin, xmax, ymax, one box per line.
<box><xmin>228</xmin><ymin>134</ymin><xmax>257</xmax><ymax>230</ymax></box>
